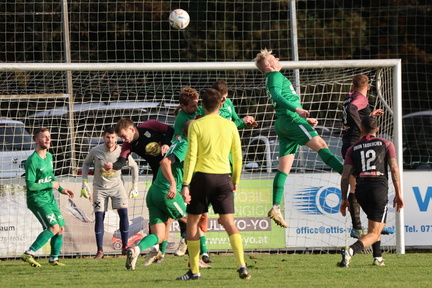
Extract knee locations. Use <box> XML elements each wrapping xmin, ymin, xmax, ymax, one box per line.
<box><xmin>50</xmin><ymin>225</ymin><xmax>62</xmax><ymax>235</ymax></box>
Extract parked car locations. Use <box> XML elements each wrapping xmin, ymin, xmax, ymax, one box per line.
<box><xmin>401</xmin><ymin>110</ymin><xmax>432</xmax><ymax>169</ymax></box>
<box><xmin>243</xmin><ymin>125</ymin><xmax>343</xmax><ymax>173</ymax></box>
<box><xmin>0</xmin><ymin>118</ymin><xmax>35</xmax><ymax>178</ymax></box>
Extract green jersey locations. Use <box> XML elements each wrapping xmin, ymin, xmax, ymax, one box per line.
<box><xmin>24</xmin><ymin>151</ymin><xmax>61</xmax><ymax>208</ymax></box>
<box><xmin>173</xmin><ymin>107</ymin><xmax>204</xmax><ymax>138</ymax></box>
<box><xmin>265</xmin><ymin>71</ymin><xmax>303</xmax><ymax>121</ymax></box>
<box><xmin>151</xmin><ymin>135</ymin><xmax>188</xmax><ymax>193</ymax></box>
<box><xmin>219</xmin><ymin>98</ymin><xmax>247</xmax><ymax>129</ymax></box>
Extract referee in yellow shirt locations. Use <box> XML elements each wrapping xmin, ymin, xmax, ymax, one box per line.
<box><xmin>176</xmin><ymin>88</ymin><xmax>251</xmax><ymax>281</ymax></box>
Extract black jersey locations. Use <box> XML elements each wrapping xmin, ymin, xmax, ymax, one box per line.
<box><xmin>115</xmin><ymin>120</ymin><xmax>174</xmax><ymax>181</ymax></box>
<box><xmin>342</xmin><ymin>91</ymin><xmax>371</xmax><ymax>140</ymax></box>
<box><xmin>344</xmin><ymin>135</ymin><xmax>397</xmax><ymax>188</ymax></box>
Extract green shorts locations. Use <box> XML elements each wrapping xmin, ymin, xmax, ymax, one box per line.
<box><xmin>28</xmin><ymin>200</ymin><xmax>65</xmax><ymax>229</ymax></box>
<box><xmin>146</xmin><ymin>185</ymin><xmax>186</xmax><ymax>225</ymax></box>
<box><xmin>275</xmin><ymin>117</ymin><xmax>319</xmax><ymax>157</ymax></box>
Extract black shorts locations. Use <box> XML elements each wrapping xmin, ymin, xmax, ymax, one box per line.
<box><xmin>355</xmin><ymin>181</ymin><xmax>388</xmax><ymax>223</ymax></box>
<box><xmin>186</xmin><ymin>172</ymin><xmax>234</xmax><ymax>215</ymax></box>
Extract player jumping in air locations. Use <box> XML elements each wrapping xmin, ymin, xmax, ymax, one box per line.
<box><xmin>254</xmin><ymin>48</ymin><xmax>344</xmax><ymax>228</ymax></box>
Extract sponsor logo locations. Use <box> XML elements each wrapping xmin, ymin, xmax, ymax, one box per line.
<box><xmin>294</xmin><ymin>186</ymin><xmax>341</xmax><ymax>215</ymax></box>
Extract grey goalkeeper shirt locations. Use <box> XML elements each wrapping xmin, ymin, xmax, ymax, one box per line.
<box><xmin>82</xmin><ymin>144</ymin><xmax>139</xmax><ymax>191</ymax></box>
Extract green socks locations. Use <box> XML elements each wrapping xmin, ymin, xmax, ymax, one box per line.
<box><xmin>318</xmin><ymin>148</ymin><xmax>343</xmax><ymax>174</ymax></box>
<box><xmin>137</xmin><ymin>234</ymin><xmax>159</xmax><ymax>251</ymax></box>
<box><xmin>273</xmin><ymin>170</ymin><xmax>287</xmax><ymax>205</ymax></box>
<box><xmin>30</xmin><ymin>229</ymin><xmax>55</xmax><ymax>252</ymax></box>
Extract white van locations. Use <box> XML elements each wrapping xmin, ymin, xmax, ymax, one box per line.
<box><xmin>0</xmin><ymin>118</ymin><xmax>35</xmax><ymax>178</ymax></box>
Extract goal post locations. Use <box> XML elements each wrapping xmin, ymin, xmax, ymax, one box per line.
<box><xmin>0</xmin><ymin>59</ymin><xmax>404</xmax><ymax>257</ymax></box>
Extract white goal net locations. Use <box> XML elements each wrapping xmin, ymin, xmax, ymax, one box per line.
<box><xmin>0</xmin><ymin>60</ymin><xmax>403</xmax><ymax>257</ymax></box>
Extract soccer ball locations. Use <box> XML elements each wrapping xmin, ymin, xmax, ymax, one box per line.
<box><xmin>169</xmin><ymin>9</ymin><xmax>190</xmax><ymax>30</ymax></box>
<box><xmin>145</xmin><ymin>142</ymin><xmax>161</xmax><ymax>156</ymax></box>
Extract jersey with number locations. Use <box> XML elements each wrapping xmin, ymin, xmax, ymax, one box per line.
<box><xmin>24</xmin><ymin>151</ymin><xmax>59</xmax><ymax>207</ymax></box>
<box><xmin>342</xmin><ymin>91</ymin><xmax>371</xmax><ymax>140</ymax></box>
<box><xmin>151</xmin><ymin>135</ymin><xmax>188</xmax><ymax>193</ymax></box>
<box><xmin>265</xmin><ymin>71</ymin><xmax>303</xmax><ymax>121</ymax></box>
<box><xmin>344</xmin><ymin>135</ymin><xmax>396</xmax><ymax>187</ymax></box>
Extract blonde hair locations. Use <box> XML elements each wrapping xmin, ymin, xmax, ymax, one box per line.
<box><xmin>254</xmin><ymin>48</ymin><xmax>274</xmax><ymax>72</ymax></box>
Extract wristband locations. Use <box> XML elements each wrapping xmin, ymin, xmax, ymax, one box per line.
<box><xmin>182</xmin><ymin>184</ymin><xmax>189</xmax><ymax>188</ymax></box>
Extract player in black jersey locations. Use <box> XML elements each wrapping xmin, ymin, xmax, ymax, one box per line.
<box><xmin>338</xmin><ymin>116</ymin><xmax>404</xmax><ymax>267</ymax></box>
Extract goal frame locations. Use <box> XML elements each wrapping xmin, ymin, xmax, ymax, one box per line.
<box><xmin>0</xmin><ymin>59</ymin><xmax>404</xmax><ymax>254</ymax></box>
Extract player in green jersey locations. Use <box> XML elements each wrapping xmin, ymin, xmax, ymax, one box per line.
<box><xmin>125</xmin><ymin>121</ymin><xmax>193</xmax><ymax>271</ymax></box>
<box><xmin>173</xmin><ymin>87</ymin><xmax>204</xmax><ymax>139</ymax></box>
<box><xmin>254</xmin><ymin>49</ymin><xmax>344</xmax><ymax>228</ymax></box>
<box><xmin>21</xmin><ymin>128</ymin><xmax>74</xmax><ymax>267</ymax></box>
<box><xmin>212</xmin><ymin>79</ymin><xmax>258</xmax><ymax>129</ymax></box>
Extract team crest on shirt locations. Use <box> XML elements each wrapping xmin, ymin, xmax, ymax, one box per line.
<box><xmin>144</xmin><ymin>131</ymin><xmax>152</xmax><ymax>138</ymax></box>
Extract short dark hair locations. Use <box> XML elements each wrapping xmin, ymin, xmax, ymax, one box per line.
<box><xmin>361</xmin><ymin>116</ymin><xmax>378</xmax><ymax>134</ymax></box>
<box><xmin>211</xmin><ymin>80</ymin><xmax>228</xmax><ymax>96</ymax></box>
<box><xmin>33</xmin><ymin>127</ymin><xmax>50</xmax><ymax>140</ymax></box>
<box><xmin>104</xmin><ymin>127</ymin><xmax>116</xmax><ymax>135</ymax></box>
<box><xmin>201</xmin><ymin>88</ymin><xmax>222</xmax><ymax>112</ymax></box>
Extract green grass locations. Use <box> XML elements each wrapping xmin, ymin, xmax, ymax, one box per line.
<box><xmin>1</xmin><ymin>253</ymin><xmax>431</xmax><ymax>287</ymax></box>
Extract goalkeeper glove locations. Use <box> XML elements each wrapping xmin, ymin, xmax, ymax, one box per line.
<box><xmin>129</xmin><ymin>183</ymin><xmax>139</xmax><ymax>199</ymax></box>
<box><xmin>81</xmin><ymin>179</ymin><xmax>91</xmax><ymax>198</ymax></box>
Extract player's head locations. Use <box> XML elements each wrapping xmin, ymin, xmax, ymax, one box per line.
<box><xmin>211</xmin><ymin>80</ymin><xmax>228</xmax><ymax>99</ymax></box>
<box><xmin>33</xmin><ymin>128</ymin><xmax>51</xmax><ymax>150</ymax></box>
<box><xmin>103</xmin><ymin>127</ymin><xmax>118</xmax><ymax>150</ymax></box>
<box><xmin>182</xmin><ymin>119</ymin><xmax>194</xmax><ymax>137</ymax></box>
<box><xmin>352</xmin><ymin>74</ymin><xmax>370</xmax><ymax>91</ymax></box>
<box><xmin>115</xmin><ymin>118</ymin><xmax>137</xmax><ymax>143</ymax></box>
<box><xmin>176</xmin><ymin>87</ymin><xmax>199</xmax><ymax>116</ymax></box>
<box><xmin>360</xmin><ymin>116</ymin><xmax>379</xmax><ymax>135</ymax></box>
<box><xmin>254</xmin><ymin>48</ymin><xmax>282</xmax><ymax>73</ymax></box>
<box><xmin>201</xmin><ymin>88</ymin><xmax>222</xmax><ymax>113</ymax></box>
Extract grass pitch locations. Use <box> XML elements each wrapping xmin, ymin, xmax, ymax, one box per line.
<box><xmin>1</xmin><ymin>252</ymin><xmax>431</xmax><ymax>287</ymax></box>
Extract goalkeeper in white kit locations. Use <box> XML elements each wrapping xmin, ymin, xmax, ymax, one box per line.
<box><xmin>81</xmin><ymin>127</ymin><xmax>139</xmax><ymax>258</ymax></box>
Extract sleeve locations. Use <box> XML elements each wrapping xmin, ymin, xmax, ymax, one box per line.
<box><xmin>112</xmin><ymin>157</ymin><xmax>127</xmax><ymax>171</ymax></box>
<box><xmin>230</xmin><ymin>124</ymin><xmax>243</xmax><ymax>184</ymax></box>
<box><xmin>347</xmin><ymin>104</ymin><xmax>362</xmax><ymax>130</ymax></box>
<box><xmin>226</xmin><ymin>100</ymin><xmax>247</xmax><ymax>129</ymax></box>
<box><xmin>267</xmin><ymin>73</ymin><xmax>299</xmax><ymax>112</ymax></box>
<box><xmin>385</xmin><ymin>139</ymin><xmax>397</xmax><ymax>160</ymax></box>
<box><xmin>182</xmin><ymin>122</ymin><xmax>198</xmax><ymax>184</ymax></box>
<box><xmin>173</xmin><ymin>113</ymin><xmax>186</xmax><ymax>138</ymax></box>
<box><xmin>344</xmin><ymin>146</ymin><xmax>354</xmax><ymax>166</ymax></box>
<box><xmin>127</xmin><ymin>154</ymin><xmax>139</xmax><ymax>184</ymax></box>
<box><xmin>269</xmin><ymin>86</ymin><xmax>298</xmax><ymax>112</ymax></box>
<box><xmin>81</xmin><ymin>148</ymin><xmax>94</xmax><ymax>180</ymax></box>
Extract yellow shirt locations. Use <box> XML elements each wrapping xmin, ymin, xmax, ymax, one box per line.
<box><xmin>183</xmin><ymin>113</ymin><xmax>242</xmax><ymax>184</ymax></box>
